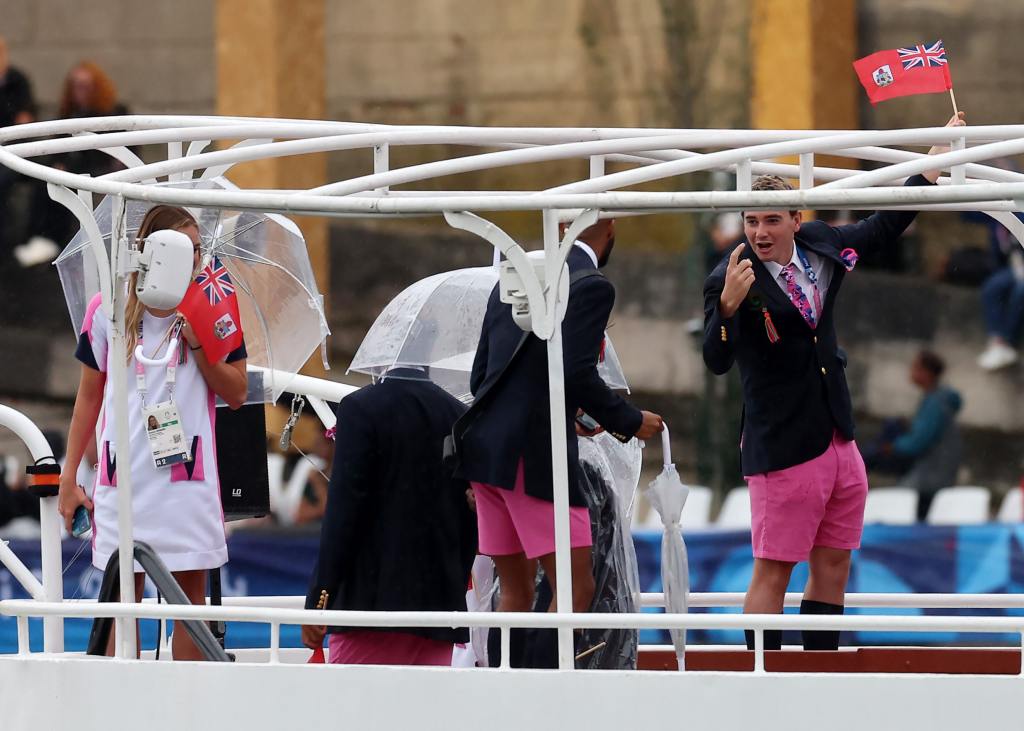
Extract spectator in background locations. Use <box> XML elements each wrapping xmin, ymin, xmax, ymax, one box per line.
<box><xmin>977</xmin><ymin>218</ymin><xmax>1024</xmax><ymax>371</ymax></box>
<box><xmin>705</xmin><ymin>212</ymin><xmax>744</xmax><ymax>273</ymax></box>
<box><xmin>293</xmin><ymin>434</ymin><xmax>334</xmax><ymax>526</ymax></box>
<box><xmin>57</xmin><ymin>61</ymin><xmax>129</xmax><ymax>177</ymax></box>
<box><xmin>0</xmin><ymin>37</ymin><xmax>37</xmax><ymax>267</ymax></box>
<box><xmin>863</xmin><ymin>350</ymin><xmax>963</xmax><ymax>520</ymax></box>
<box><xmin>0</xmin><ymin>37</ymin><xmax>35</xmax><ymax>128</ymax></box>
<box><xmin>15</xmin><ymin>60</ymin><xmax>130</xmax><ymax>269</ymax></box>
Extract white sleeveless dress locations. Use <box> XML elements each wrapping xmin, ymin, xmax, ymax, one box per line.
<box><xmin>77</xmin><ymin>297</ymin><xmax>230</xmax><ymax>572</ymax></box>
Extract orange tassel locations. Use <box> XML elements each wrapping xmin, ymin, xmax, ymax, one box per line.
<box><xmin>763</xmin><ymin>308</ymin><xmax>780</xmax><ymax>344</ymax></box>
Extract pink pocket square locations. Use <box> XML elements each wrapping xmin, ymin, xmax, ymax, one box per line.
<box><xmin>839</xmin><ymin>248</ymin><xmax>859</xmax><ymax>272</ymax></box>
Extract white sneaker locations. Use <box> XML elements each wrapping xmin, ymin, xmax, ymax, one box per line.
<box><xmin>978</xmin><ymin>342</ymin><xmax>1019</xmax><ymax>371</ymax></box>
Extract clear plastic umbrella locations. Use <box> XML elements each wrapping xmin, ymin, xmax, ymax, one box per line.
<box><xmin>640</xmin><ymin>423</ymin><xmax>690</xmax><ymax>671</ymax></box>
<box><xmin>348</xmin><ymin>262</ymin><xmax>629</xmax><ymax>401</ymax></box>
<box><xmin>52</xmin><ymin>177</ymin><xmax>330</xmax><ymax>402</ymax></box>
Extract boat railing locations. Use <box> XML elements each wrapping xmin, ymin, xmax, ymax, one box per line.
<box><xmin>2</xmin><ymin>597</ymin><xmax>1024</xmax><ymax>671</ymax></box>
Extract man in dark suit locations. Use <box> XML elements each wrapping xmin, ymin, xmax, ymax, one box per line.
<box><xmin>301</xmin><ymin>369</ymin><xmax>477</xmax><ymax>665</ymax></box>
<box><xmin>702</xmin><ymin>113</ymin><xmax>965</xmax><ymax>651</ymax></box>
<box><xmin>457</xmin><ymin>219</ymin><xmax>663</xmax><ymax>626</ymax></box>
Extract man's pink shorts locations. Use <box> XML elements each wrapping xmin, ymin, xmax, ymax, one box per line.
<box><xmin>471</xmin><ymin>459</ymin><xmax>593</xmax><ymax>560</ymax></box>
<box><xmin>745</xmin><ymin>431</ymin><xmax>868</xmax><ymax>563</ymax></box>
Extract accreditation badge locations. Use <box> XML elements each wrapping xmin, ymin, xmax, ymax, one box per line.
<box><xmin>142</xmin><ymin>401</ymin><xmax>191</xmax><ymax>468</ymax></box>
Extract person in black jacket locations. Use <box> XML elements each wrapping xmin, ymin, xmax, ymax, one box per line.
<box><xmin>301</xmin><ymin>370</ymin><xmax>477</xmax><ymax>665</ymax></box>
<box><xmin>702</xmin><ymin>112</ymin><xmax>965</xmax><ymax>651</ymax></box>
<box><xmin>458</xmin><ymin>219</ymin><xmax>662</xmax><ymax>627</ymax></box>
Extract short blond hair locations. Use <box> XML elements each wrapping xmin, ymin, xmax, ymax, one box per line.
<box><xmin>751</xmin><ymin>175</ymin><xmax>794</xmax><ymax>192</ymax></box>
<box><xmin>748</xmin><ymin>175</ymin><xmax>797</xmax><ymax>216</ymax></box>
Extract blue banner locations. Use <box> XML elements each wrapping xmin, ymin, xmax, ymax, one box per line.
<box><xmin>3</xmin><ymin>524</ymin><xmax>1024</xmax><ymax>653</ymax></box>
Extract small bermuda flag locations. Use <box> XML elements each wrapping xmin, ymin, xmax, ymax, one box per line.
<box><xmin>853</xmin><ymin>40</ymin><xmax>952</xmax><ymax>104</ymax></box>
<box><xmin>177</xmin><ymin>256</ymin><xmax>244</xmax><ymax>362</ymax></box>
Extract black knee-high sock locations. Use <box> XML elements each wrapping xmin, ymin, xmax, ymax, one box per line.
<box><xmin>800</xmin><ymin>599</ymin><xmax>843</xmax><ymax>651</ymax></box>
<box><xmin>745</xmin><ymin>628</ymin><xmax>782</xmax><ymax>651</ymax></box>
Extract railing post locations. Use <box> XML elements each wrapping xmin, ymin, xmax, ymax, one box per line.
<box><xmin>752</xmin><ymin>628</ymin><xmax>765</xmax><ymax>674</ymax></box>
<box><xmin>269</xmin><ymin>621</ymin><xmax>280</xmax><ymax>664</ymax></box>
<box><xmin>543</xmin><ymin>209</ymin><xmax>575</xmax><ymax>670</ymax></box>
<box><xmin>951</xmin><ymin>136</ymin><xmax>967</xmax><ymax>185</ymax></box>
<box><xmin>799</xmin><ymin>152</ymin><xmax>814</xmax><ymax>189</ymax></box>
<box><xmin>736</xmin><ymin>159</ymin><xmax>752</xmax><ymax>191</ymax></box>
<box><xmin>17</xmin><ymin>616</ymin><xmax>30</xmax><ymax>655</ymax></box>
<box><xmin>374</xmin><ymin>143</ymin><xmax>390</xmax><ymax>193</ymax></box>
<box><xmin>500</xmin><ymin>625</ymin><xmax>511</xmax><ymax>669</ymax></box>
<box><xmin>38</xmin><ymin>495</ymin><xmax>63</xmax><ymax>653</ymax></box>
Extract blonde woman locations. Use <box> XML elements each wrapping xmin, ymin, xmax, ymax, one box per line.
<box><xmin>58</xmin><ymin>205</ymin><xmax>247</xmax><ymax>660</ymax></box>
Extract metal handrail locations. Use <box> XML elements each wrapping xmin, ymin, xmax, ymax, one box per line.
<box><xmin>82</xmin><ymin>541</ymin><xmax>229</xmax><ymax>662</ymax></box>
<box><xmin>44</xmin><ymin>591</ymin><xmax>1024</xmax><ymax>610</ymax></box>
<box><xmin>5</xmin><ymin>599</ymin><xmax>1024</xmax><ymax>674</ymax></box>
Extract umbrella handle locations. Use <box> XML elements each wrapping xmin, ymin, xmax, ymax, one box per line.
<box><xmin>134</xmin><ymin>338</ymin><xmax>180</xmax><ymax>367</ymax></box>
<box><xmin>661</xmin><ymin>422</ymin><xmax>672</xmax><ymax>467</ymax></box>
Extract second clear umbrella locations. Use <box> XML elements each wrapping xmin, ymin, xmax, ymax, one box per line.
<box><xmin>349</xmin><ymin>262</ymin><xmax>629</xmax><ymax>401</ymax></box>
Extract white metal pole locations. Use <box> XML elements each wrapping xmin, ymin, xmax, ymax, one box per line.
<box><xmin>0</xmin><ymin>405</ymin><xmax>64</xmax><ymax>651</ymax></box>
<box><xmin>109</xmin><ymin>195</ymin><xmax>138</xmax><ymax>658</ymax></box>
<box><xmin>542</xmin><ymin>209</ymin><xmax>575</xmax><ymax>669</ymax></box>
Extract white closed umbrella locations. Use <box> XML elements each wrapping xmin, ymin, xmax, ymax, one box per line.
<box><xmin>640</xmin><ymin>423</ymin><xmax>690</xmax><ymax>671</ymax></box>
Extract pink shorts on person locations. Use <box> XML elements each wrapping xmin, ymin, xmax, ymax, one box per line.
<box><xmin>745</xmin><ymin>431</ymin><xmax>868</xmax><ymax>563</ymax></box>
<box><xmin>471</xmin><ymin>459</ymin><xmax>593</xmax><ymax>560</ymax></box>
<box><xmin>328</xmin><ymin>630</ymin><xmax>454</xmax><ymax>666</ymax></box>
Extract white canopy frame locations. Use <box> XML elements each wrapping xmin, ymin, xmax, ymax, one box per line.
<box><xmin>2</xmin><ymin>115</ymin><xmax>1024</xmax><ymax>667</ymax></box>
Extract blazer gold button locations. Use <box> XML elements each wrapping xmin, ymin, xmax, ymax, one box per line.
<box><xmin>820</xmin><ymin>367</ymin><xmax>827</xmax><ymax>375</ymax></box>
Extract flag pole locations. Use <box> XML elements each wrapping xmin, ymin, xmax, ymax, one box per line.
<box><xmin>948</xmin><ymin>87</ymin><xmax>959</xmax><ymax>117</ymax></box>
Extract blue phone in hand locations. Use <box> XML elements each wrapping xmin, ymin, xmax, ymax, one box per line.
<box><xmin>71</xmin><ymin>505</ymin><xmax>91</xmax><ymax>538</ymax></box>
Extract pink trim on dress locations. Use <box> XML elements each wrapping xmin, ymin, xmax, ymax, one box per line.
<box><xmin>81</xmin><ymin>292</ymin><xmax>104</xmax><ymax>342</ymax></box>
<box><xmin>170</xmin><ymin>436</ymin><xmax>205</xmax><ymax>482</ymax></box>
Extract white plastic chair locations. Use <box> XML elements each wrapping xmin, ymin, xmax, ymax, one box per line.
<box><xmin>997</xmin><ymin>489</ymin><xmax>1024</xmax><ymax>523</ymax></box>
<box><xmin>863</xmin><ymin>487</ymin><xmax>918</xmax><ymax>525</ymax></box>
<box><xmin>680</xmin><ymin>485</ymin><xmax>713</xmax><ymax>530</ymax></box>
<box><xmin>925</xmin><ymin>486</ymin><xmax>991</xmax><ymax>525</ymax></box>
<box><xmin>716</xmin><ymin>486</ymin><xmax>751</xmax><ymax>528</ymax></box>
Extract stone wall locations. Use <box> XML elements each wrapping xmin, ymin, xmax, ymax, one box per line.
<box><xmin>1</xmin><ymin>0</ymin><xmax>1022</xmax><ymax>482</ymax></box>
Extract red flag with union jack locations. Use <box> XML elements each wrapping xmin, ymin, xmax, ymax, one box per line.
<box><xmin>853</xmin><ymin>40</ymin><xmax>952</xmax><ymax>105</ymax></box>
<box><xmin>177</xmin><ymin>256</ymin><xmax>244</xmax><ymax>362</ymax></box>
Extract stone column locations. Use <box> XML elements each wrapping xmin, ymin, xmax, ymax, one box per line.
<box><xmin>750</xmin><ymin>0</ymin><xmax>858</xmax><ymax>168</ymax></box>
<box><xmin>215</xmin><ymin>0</ymin><xmax>328</xmax><ymax>376</ymax></box>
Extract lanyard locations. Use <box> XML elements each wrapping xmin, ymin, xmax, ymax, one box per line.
<box><xmin>134</xmin><ymin>318</ymin><xmax>183</xmax><ymax>406</ymax></box>
<box><xmin>793</xmin><ymin>246</ymin><xmax>823</xmax><ymax>318</ymax></box>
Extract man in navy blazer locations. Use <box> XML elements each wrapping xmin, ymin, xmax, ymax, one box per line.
<box><xmin>458</xmin><ymin>219</ymin><xmax>663</xmax><ymax>630</ymax></box>
<box><xmin>703</xmin><ymin>113</ymin><xmax>965</xmax><ymax>651</ymax></box>
<box><xmin>302</xmin><ymin>370</ymin><xmax>477</xmax><ymax>665</ymax></box>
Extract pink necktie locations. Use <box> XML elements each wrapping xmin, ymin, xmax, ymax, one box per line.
<box><xmin>780</xmin><ymin>263</ymin><xmax>818</xmax><ymax>328</ymax></box>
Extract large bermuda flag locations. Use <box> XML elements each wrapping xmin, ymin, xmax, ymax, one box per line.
<box><xmin>178</xmin><ymin>256</ymin><xmax>243</xmax><ymax>362</ymax></box>
<box><xmin>854</xmin><ymin>40</ymin><xmax>952</xmax><ymax>104</ymax></box>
